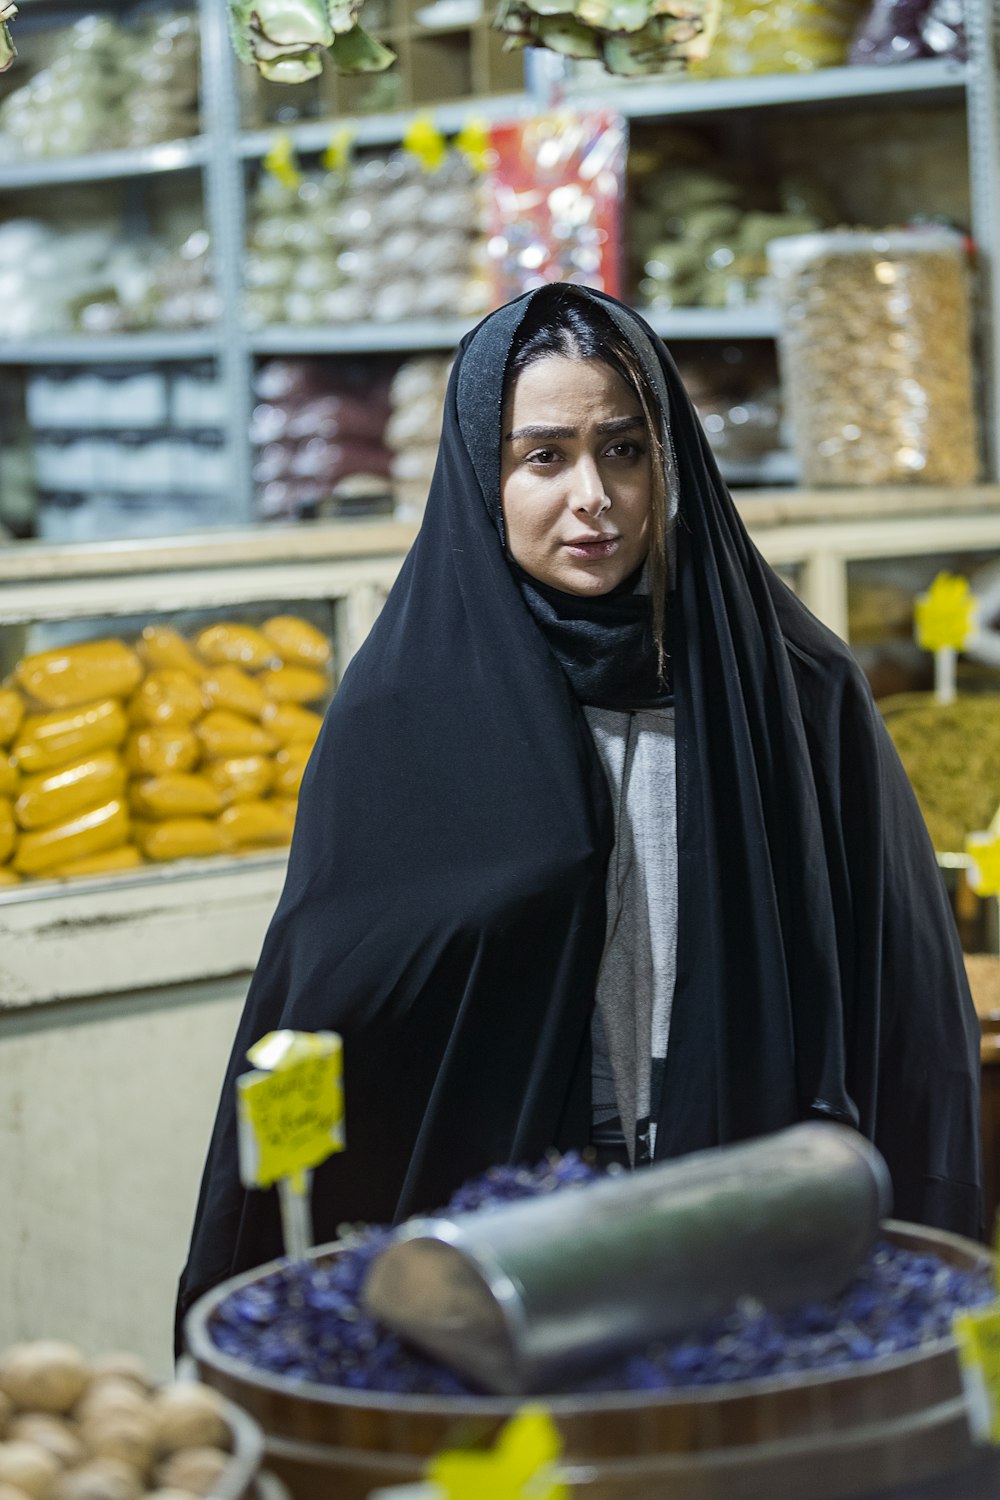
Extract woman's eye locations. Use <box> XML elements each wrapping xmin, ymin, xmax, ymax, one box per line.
<box><xmin>526</xmin><ymin>448</ymin><xmax>560</xmax><ymax>465</ymax></box>
<box><xmin>606</xmin><ymin>440</ymin><xmax>644</xmax><ymax>460</ymax></box>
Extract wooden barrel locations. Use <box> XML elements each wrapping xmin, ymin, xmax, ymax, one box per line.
<box><xmin>186</xmin><ymin>1221</ymin><xmax>998</xmax><ymax>1500</ymax></box>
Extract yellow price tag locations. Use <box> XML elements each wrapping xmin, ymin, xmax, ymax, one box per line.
<box><xmin>263</xmin><ymin>133</ymin><xmax>304</xmax><ymax>191</ymax></box>
<box><xmin>914</xmin><ymin>571</ymin><xmax>978</xmax><ymax>653</ymax></box>
<box><xmin>426</xmin><ymin>1406</ymin><xmax>568</xmax><ymax>1500</ymax></box>
<box><xmin>237</xmin><ymin>1030</ymin><xmax>344</xmax><ymax>1189</ymax></box>
<box><xmin>453</xmin><ymin>117</ymin><xmax>493</xmax><ymax>173</ymax></box>
<box><xmin>965</xmin><ymin>829</ymin><xmax>1000</xmax><ymax>897</ymax></box>
<box><xmin>322</xmin><ymin>124</ymin><xmax>356</xmax><ymax>174</ymax></box>
<box><xmin>955</xmin><ymin>1303</ymin><xmax>1000</xmax><ymax>1444</ymax></box>
<box><xmin>403</xmin><ymin>112</ymin><xmax>448</xmax><ymax>172</ymax></box>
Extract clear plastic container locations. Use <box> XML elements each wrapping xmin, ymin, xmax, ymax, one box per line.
<box><xmin>767</xmin><ymin>228</ymin><xmax>979</xmax><ymax>487</ymax></box>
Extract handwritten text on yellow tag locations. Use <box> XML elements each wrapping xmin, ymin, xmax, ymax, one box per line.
<box><xmin>426</xmin><ymin>1406</ymin><xmax>568</xmax><ymax>1500</ymax></box>
<box><xmin>237</xmin><ymin>1031</ymin><xmax>344</xmax><ymax>1189</ymax></box>
<box><xmin>914</xmin><ymin>571</ymin><xmax>978</xmax><ymax>653</ymax></box>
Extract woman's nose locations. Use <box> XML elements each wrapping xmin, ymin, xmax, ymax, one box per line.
<box><xmin>573</xmin><ymin>458</ymin><xmax>610</xmax><ymax>515</ymax></box>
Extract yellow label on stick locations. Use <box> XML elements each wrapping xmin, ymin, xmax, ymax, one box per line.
<box><xmin>403</xmin><ymin>112</ymin><xmax>447</xmax><ymax>172</ymax></box>
<box><xmin>453</xmin><ymin>117</ymin><xmax>493</xmax><ymax>173</ymax></box>
<box><xmin>914</xmin><ymin>571</ymin><xmax>978</xmax><ymax>653</ymax></box>
<box><xmin>237</xmin><ymin>1030</ymin><xmax>344</xmax><ymax>1189</ymax></box>
<box><xmin>955</xmin><ymin>1303</ymin><xmax>1000</xmax><ymax>1444</ymax></box>
<box><xmin>426</xmin><ymin>1406</ymin><xmax>568</xmax><ymax>1500</ymax></box>
<box><xmin>965</xmin><ymin>830</ymin><xmax>1000</xmax><ymax>898</ymax></box>
<box><xmin>263</xmin><ymin>133</ymin><xmax>304</xmax><ymax>191</ymax></box>
<box><xmin>322</xmin><ymin>125</ymin><xmax>356</xmax><ymax>174</ymax></box>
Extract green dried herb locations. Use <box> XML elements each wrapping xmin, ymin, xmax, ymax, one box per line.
<box><xmin>495</xmin><ymin>0</ymin><xmax>718</xmax><ymax>75</ymax></box>
<box><xmin>1</xmin><ymin>2</ymin><xmax>17</xmax><ymax>74</ymax></box>
<box><xmin>882</xmin><ymin>694</ymin><xmax>1000</xmax><ymax>854</ymax></box>
<box><xmin>229</xmin><ymin>0</ymin><xmax>394</xmax><ymax>81</ymax></box>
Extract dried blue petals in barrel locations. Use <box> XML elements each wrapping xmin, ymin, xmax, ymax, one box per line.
<box><xmin>204</xmin><ymin>1124</ymin><xmax>994</xmax><ymax>1398</ymax></box>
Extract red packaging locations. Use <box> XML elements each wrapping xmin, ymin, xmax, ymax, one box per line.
<box><xmin>487</xmin><ymin>110</ymin><xmax>627</xmax><ymax>305</ymax></box>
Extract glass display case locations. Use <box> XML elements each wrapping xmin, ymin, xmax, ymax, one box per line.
<box><xmin>0</xmin><ymin>520</ymin><xmax>415</xmax><ymax>1006</ymax></box>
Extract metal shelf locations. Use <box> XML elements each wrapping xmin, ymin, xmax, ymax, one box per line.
<box><xmin>644</xmin><ymin>306</ymin><xmax>780</xmax><ymax>340</ymax></box>
<box><xmin>0</xmin><ymin>332</ymin><xmax>220</xmax><ymax>365</ymax></box>
<box><xmin>237</xmin><ymin>93</ymin><xmax>535</xmax><ymax>159</ymax></box>
<box><xmin>248</xmin><ymin>305</ymin><xmax>780</xmax><ymax>356</ymax></box>
<box><xmin>566</xmin><ymin>56</ymin><xmax>968</xmax><ymax>120</ymax></box>
<box><xmin>0</xmin><ymin>136</ymin><xmax>209</xmax><ymax>189</ymax></box>
<box><xmin>249</xmin><ymin>318</ymin><xmax>480</xmax><ymax>354</ymax></box>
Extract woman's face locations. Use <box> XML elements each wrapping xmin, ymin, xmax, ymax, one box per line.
<box><xmin>500</xmin><ymin>355</ymin><xmax>652</xmax><ymax>597</ymax></box>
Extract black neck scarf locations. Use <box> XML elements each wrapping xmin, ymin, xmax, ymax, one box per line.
<box><xmin>178</xmin><ymin>286</ymin><xmax>981</xmax><ymax>1348</ymax></box>
<box><xmin>510</xmin><ymin>560</ymin><xmax>672</xmax><ymax>711</ymax></box>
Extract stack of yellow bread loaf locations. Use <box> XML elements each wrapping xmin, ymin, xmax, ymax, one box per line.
<box><xmin>0</xmin><ymin>615</ymin><xmax>331</xmax><ymax>885</ymax></box>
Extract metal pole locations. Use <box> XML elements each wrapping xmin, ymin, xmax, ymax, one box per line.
<box><xmin>198</xmin><ymin>0</ymin><xmax>255</xmax><ymax>523</ymax></box>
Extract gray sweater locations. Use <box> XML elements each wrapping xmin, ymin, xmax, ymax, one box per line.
<box><xmin>584</xmin><ymin>704</ymin><xmax>677</xmax><ymax>1165</ymax></box>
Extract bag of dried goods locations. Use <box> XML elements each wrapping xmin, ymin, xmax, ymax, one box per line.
<box><xmin>259</xmin><ymin>701</ymin><xmax>323</xmax><ymax>745</ymax></box>
<box><xmin>257</xmin><ymin>664</ymin><xmax>330</xmax><ymax>705</ymax></box>
<box><xmin>13</xmin><ymin>699</ymin><xmax>129</xmax><ymax>775</ymax></box>
<box><xmin>261</xmin><ymin>614</ymin><xmax>332</xmax><ymax>668</ymax></box>
<box><xmin>49</xmin><ymin>845</ymin><xmax>143</xmax><ymax>878</ymax></box>
<box><xmin>137</xmin><ymin>623</ymin><xmax>206</xmax><ymax>679</ymax></box>
<box><xmin>134</xmin><ymin>818</ymin><xmax>228</xmax><ymax>861</ymax></box>
<box><xmin>16</xmin><ymin>639</ymin><xmax>142</xmax><ymax>710</ymax></box>
<box><xmin>0</xmin><ymin>756</ymin><xmax>19</xmax><ymax>797</ymax></box>
<box><xmin>13</xmin><ymin>799</ymin><xmax>129</xmax><ymax>876</ymax></box>
<box><xmin>0</xmin><ymin>797</ymin><xmax>14</xmax><ymax>863</ymax></box>
<box><xmin>218</xmin><ymin>799</ymin><xmax>293</xmax><ymax>848</ymax></box>
<box><xmin>0</xmin><ymin>686</ymin><xmax>24</xmax><ymax>746</ymax></box>
<box><xmin>130</xmin><ymin>773</ymin><xmax>225</xmax><ymax>819</ymax></box>
<box><xmin>194</xmin><ymin>623</ymin><xmax>276</xmax><ymax>671</ymax></box>
<box><xmin>273</xmin><ymin>741</ymin><xmax>311</xmax><ymax>797</ymax></box>
<box><xmin>201</xmin><ymin>665</ymin><xmax>268</xmax><ymax>720</ymax></box>
<box><xmin>129</xmin><ymin>669</ymin><xmax>204</xmax><ymax>727</ymax></box>
<box><xmin>15</xmin><ymin>749</ymin><xmax>126</xmax><ymax>830</ymax></box>
<box><xmin>125</xmin><ymin>726</ymin><xmax>200</xmax><ymax>776</ymax></box>
<box><xmin>196</xmin><ymin>711</ymin><xmax>277</xmax><ymax>759</ymax></box>
<box><xmin>206</xmin><ymin>755</ymin><xmax>275</xmax><ymax>804</ymax></box>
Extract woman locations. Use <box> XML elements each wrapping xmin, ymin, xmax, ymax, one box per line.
<box><xmin>177</xmin><ymin>283</ymin><xmax>981</xmax><ymax>1342</ymax></box>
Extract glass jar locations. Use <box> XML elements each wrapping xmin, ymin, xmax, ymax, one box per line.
<box><xmin>767</xmin><ymin>228</ymin><xmax>979</xmax><ymax>488</ymax></box>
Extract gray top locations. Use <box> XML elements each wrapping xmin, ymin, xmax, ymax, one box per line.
<box><xmin>584</xmin><ymin>704</ymin><xmax>678</xmax><ymax>1165</ymax></box>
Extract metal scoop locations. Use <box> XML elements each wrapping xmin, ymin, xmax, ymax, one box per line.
<box><xmin>362</xmin><ymin>1121</ymin><xmax>892</xmax><ymax>1394</ymax></box>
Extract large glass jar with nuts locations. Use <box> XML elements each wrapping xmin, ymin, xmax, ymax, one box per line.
<box><xmin>767</xmin><ymin>228</ymin><xmax>979</xmax><ymax>488</ymax></box>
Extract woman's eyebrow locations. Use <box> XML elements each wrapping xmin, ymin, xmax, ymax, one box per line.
<box><xmin>505</xmin><ymin>416</ymin><xmax>645</xmax><ymax>441</ymax></box>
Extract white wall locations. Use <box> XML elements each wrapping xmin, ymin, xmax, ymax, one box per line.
<box><xmin>0</xmin><ymin>979</ymin><xmax>247</xmax><ymax>1380</ymax></box>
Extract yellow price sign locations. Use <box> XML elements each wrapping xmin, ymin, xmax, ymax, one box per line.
<box><xmin>262</xmin><ymin>133</ymin><xmax>304</xmax><ymax>191</ymax></box>
<box><xmin>322</xmin><ymin>124</ymin><xmax>356</xmax><ymax>174</ymax></box>
<box><xmin>955</xmin><ymin>1303</ymin><xmax>1000</xmax><ymax>1444</ymax></box>
<box><xmin>426</xmin><ymin>1407</ymin><xmax>568</xmax><ymax>1500</ymax></box>
<box><xmin>965</xmin><ymin>829</ymin><xmax>1000</xmax><ymax>898</ymax></box>
<box><xmin>453</xmin><ymin>117</ymin><xmax>493</xmax><ymax>173</ymax></box>
<box><xmin>914</xmin><ymin>571</ymin><xmax>978</xmax><ymax>653</ymax></box>
<box><xmin>403</xmin><ymin>112</ymin><xmax>448</xmax><ymax>172</ymax></box>
<box><xmin>237</xmin><ymin>1030</ymin><xmax>344</xmax><ymax>1190</ymax></box>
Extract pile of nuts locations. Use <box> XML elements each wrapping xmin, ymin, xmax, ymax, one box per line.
<box><xmin>0</xmin><ymin>1340</ymin><xmax>235</xmax><ymax>1500</ymax></box>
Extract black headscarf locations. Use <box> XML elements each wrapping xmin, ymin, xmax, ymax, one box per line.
<box><xmin>177</xmin><ymin>285</ymin><xmax>981</xmax><ymax>1347</ymax></box>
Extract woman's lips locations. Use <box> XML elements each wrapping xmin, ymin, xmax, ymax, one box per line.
<box><xmin>564</xmin><ymin>536</ymin><xmax>621</xmax><ymax>559</ymax></box>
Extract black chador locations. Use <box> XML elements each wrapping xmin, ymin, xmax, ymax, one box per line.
<box><xmin>177</xmin><ymin>287</ymin><xmax>981</xmax><ymax>1346</ymax></box>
